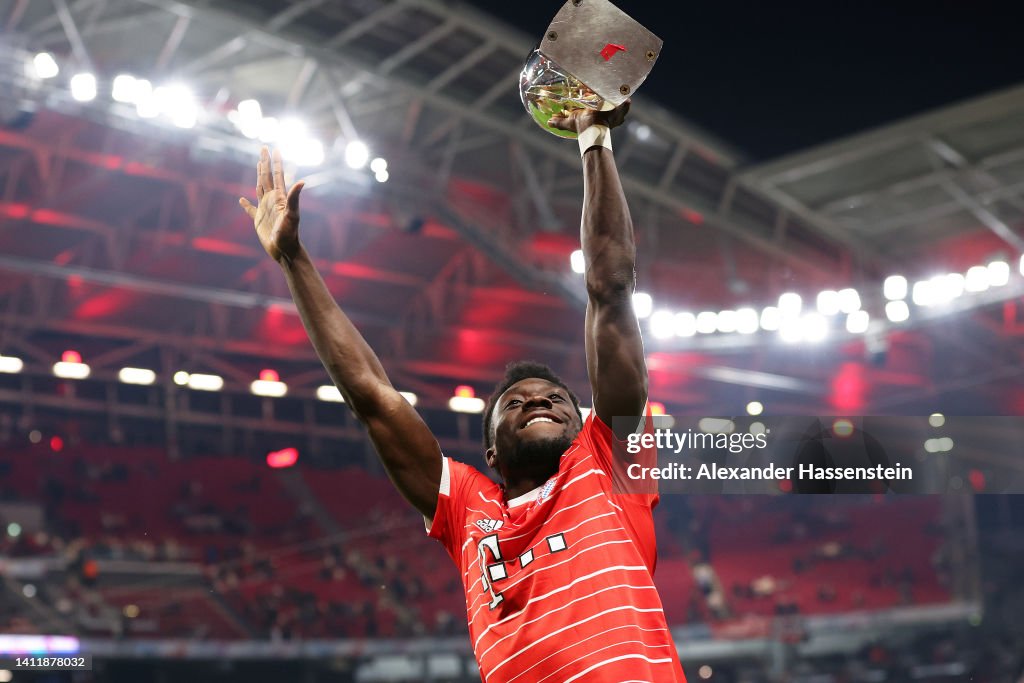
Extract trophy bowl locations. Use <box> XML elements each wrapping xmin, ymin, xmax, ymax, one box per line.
<box><xmin>519</xmin><ymin>48</ymin><xmax>603</xmax><ymax>139</ymax></box>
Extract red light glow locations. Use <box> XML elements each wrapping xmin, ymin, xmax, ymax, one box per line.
<box><xmin>50</xmin><ymin>436</ymin><xmax>64</xmax><ymax>452</ymax></box>
<box><xmin>455</xmin><ymin>385</ymin><xmax>475</xmax><ymax>399</ymax></box>
<box><xmin>259</xmin><ymin>369</ymin><xmax>279</xmax><ymax>382</ymax></box>
<box><xmin>61</xmin><ymin>350</ymin><xmax>82</xmax><ymax>363</ymax></box>
<box><xmin>266</xmin><ymin>447</ymin><xmax>299</xmax><ymax>469</ymax></box>
<box><xmin>649</xmin><ymin>402</ymin><xmax>666</xmax><ymax>416</ymax></box>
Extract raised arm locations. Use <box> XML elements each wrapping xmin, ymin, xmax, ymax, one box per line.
<box><xmin>239</xmin><ymin>148</ymin><xmax>441</xmax><ymax>519</ymax></box>
<box><xmin>552</xmin><ymin>104</ymin><xmax>648</xmax><ymax>438</ymax></box>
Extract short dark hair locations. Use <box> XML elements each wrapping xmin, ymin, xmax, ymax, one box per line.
<box><xmin>483</xmin><ymin>360</ymin><xmax>582</xmax><ymax>449</ymax></box>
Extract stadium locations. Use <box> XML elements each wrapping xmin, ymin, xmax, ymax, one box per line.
<box><xmin>1</xmin><ymin>1</ymin><xmax>1023</xmax><ymax>681</ymax></box>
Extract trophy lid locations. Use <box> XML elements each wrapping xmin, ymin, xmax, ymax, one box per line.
<box><xmin>538</xmin><ymin>0</ymin><xmax>663</xmax><ymax>107</ymax></box>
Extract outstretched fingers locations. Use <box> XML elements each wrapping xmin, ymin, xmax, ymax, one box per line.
<box><xmin>238</xmin><ymin>197</ymin><xmax>257</xmax><ymax>219</ymax></box>
<box><xmin>259</xmin><ymin>146</ymin><xmax>273</xmax><ymax>198</ymax></box>
<box><xmin>272</xmin><ymin>148</ymin><xmax>287</xmax><ymax>196</ymax></box>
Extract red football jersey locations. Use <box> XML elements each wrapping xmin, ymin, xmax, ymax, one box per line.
<box><xmin>427</xmin><ymin>413</ymin><xmax>686</xmax><ymax>682</ymax></box>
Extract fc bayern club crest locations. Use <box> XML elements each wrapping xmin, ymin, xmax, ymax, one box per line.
<box><xmin>539</xmin><ymin>479</ymin><xmax>557</xmax><ymax>502</ymax></box>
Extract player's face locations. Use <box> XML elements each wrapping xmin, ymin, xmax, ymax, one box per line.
<box><xmin>486</xmin><ymin>378</ymin><xmax>582</xmax><ymax>478</ymax></box>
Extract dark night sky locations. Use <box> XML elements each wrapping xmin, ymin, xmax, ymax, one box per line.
<box><xmin>476</xmin><ymin>0</ymin><xmax>1024</xmax><ymax>161</ymax></box>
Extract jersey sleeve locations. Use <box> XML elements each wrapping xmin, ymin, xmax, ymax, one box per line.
<box><xmin>425</xmin><ymin>456</ymin><xmax>494</xmax><ymax>566</ymax></box>
<box><xmin>584</xmin><ymin>408</ymin><xmax>660</xmax><ymax>506</ymax></box>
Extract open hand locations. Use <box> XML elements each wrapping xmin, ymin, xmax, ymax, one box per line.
<box><xmin>549</xmin><ymin>99</ymin><xmax>631</xmax><ymax>135</ymax></box>
<box><xmin>239</xmin><ymin>147</ymin><xmax>304</xmax><ymax>264</ymax></box>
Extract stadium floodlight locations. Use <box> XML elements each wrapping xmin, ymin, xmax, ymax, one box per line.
<box><xmin>53</xmin><ymin>351</ymin><xmax>90</xmax><ymax>379</ymax></box>
<box><xmin>929</xmin><ymin>413</ymin><xmax>945</xmax><ymax>427</ymax></box>
<box><xmin>70</xmin><ymin>73</ymin><xmax>97</xmax><ymax>102</ymax></box>
<box><xmin>759</xmin><ymin>306</ymin><xmax>781</xmax><ymax>331</ymax></box>
<box><xmin>735</xmin><ymin>307</ymin><xmax>759</xmax><ymax>335</ymax></box>
<box><xmin>344</xmin><ymin>139</ymin><xmax>370</xmax><ymax>169</ymax></box>
<box><xmin>375</xmin><ymin>169</ymin><xmax>389</xmax><ymax>183</ymax></box>
<box><xmin>258</xmin><ymin>116</ymin><xmax>280</xmax><ymax>143</ymax></box>
<box><xmin>631</xmin><ymin>292</ymin><xmax>653</xmax><ymax>319</ymax></box>
<box><xmin>846</xmin><ymin>310</ymin><xmax>870</xmax><ymax>334</ymax></box>
<box><xmin>294</xmin><ymin>138</ymin><xmax>325</xmax><ymax>167</ymax></box>
<box><xmin>715</xmin><ymin>310</ymin><xmax>738</xmax><ymax>334</ymax></box>
<box><xmin>317</xmin><ymin>385</ymin><xmax>344</xmax><ymax>402</ymax></box>
<box><xmin>370</xmin><ymin>158</ymin><xmax>388</xmax><ymax>174</ymax></box>
<box><xmin>987</xmin><ymin>260</ymin><xmax>1010</xmax><ymax>287</ymax></box>
<box><xmin>884</xmin><ymin>275</ymin><xmax>908</xmax><ymax>301</ymax></box>
<box><xmin>251</xmin><ymin>378</ymin><xmax>287</xmax><ymax>397</ymax></box>
<box><xmin>939</xmin><ymin>273</ymin><xmax>965</xmax><ymax>301</ymax></box>
<box><xmin>118</xmin><ymin>367</ymin><xmax>156</xmax><ymax>385</ymax></box>
<box><xmin>151</xmin><ymin>84</ymin><xmax>199</xmax><ymax>129</ymax></box>
<box><xmin>235</xmin><ymin>99</ymin><xmax>263</xmax><ymax>138</ymax></box>
<box><xmin>173</xmin><ymin>371</ymin><xmax>190</xmax><ymax>385</ymax></box>
<box><xmin>964</xmin><ymin>265</ymin><xmax>990</xmax><ymax>293</ymax></box>
<box><xmin>33</xmin><ymin>52</ymin><xmax>59</xmax><ymax>79</ymax></box>
<box><xmin>673</xmin><ymin>312</ymin><xmax>697</xmax><ymax>337</ymax></box>
<box><xmin>186</xmin><ymin>373</ymin><xmax>223</xmax><ymax>391</ymax></box>
<box><xmin>112</xmin><ymin>74</ymin><xmax>137</xmax><ymax>103</ymax></box>
<box><xmin>570</xmin><ymin>249</ymin><xmax>585</xmax><ymax>274</ymax></box>
<box><xmin>802</xmin><ymin>312</ymin><xmax>829</xmax><ymax>342</ymax></box>
<box><xmin>778</xmin><ymin>292</ymin><xmax>802</xmax><ymax>318</ymax></box>
<box><xmin>0</xmin><ymin>354</ymin><xmax>23</xmax><ymax>374</ymax></box>
<box><xmin>778</xmin><ymin>319</ymin><xmax>803</xmax><ymax>343</ymax></box>
<box><xmin>837</xmin><ymin>288</ymin><xmax>861</xmax><ymax>314</ymax></box>
<box><xmin>449</xmin><ymin>395</ymin><xmax>485</xmax><ymax>413</ymax></box>
<box><xmin>399</xmin><ymin>392</ymin><xmax>418</xmax><ymax>406</ymax></box>
<box><xmin>746</xmin><ymin>401</ymin><xmax>764</xmax><ymax>416</ymax></box>
<box><xmin>695</xmin><ymin>311</ymin><xmax>718</xmax><ymax>334</ymax></box>
<box><xmin>816</xmin><ymin>290</ymin><xmax>840</xmax><ymax>316</ymax></box>
<box><xmin>886</xmin><ymin>300</ymin><xmax>910</xmax><ymax>322</ymax></box>
<box><xmin>649</xmin><ymin>310</ymin><xmax>675</xmax><ymax>339</ymax></box>
<box><xmin>911</xmin><ymin>280</ymin><xmax>934</xmax><ymax>306</ymax></box>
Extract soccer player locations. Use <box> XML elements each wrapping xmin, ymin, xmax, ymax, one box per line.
<box><xmin>239</xmin><ymin>101</ymin><xmax>686</xmax><ymax>682</ymax></box>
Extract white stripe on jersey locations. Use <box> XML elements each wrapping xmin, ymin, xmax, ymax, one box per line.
<box><xmin>559</xmin><ymin>654</ymin><xmax>675</xmax><ymax>683</ymax></box>
<box><xmin>485</xmin><ymin>605</ymin><xmax>671</xmax><ymax>679</ymax></box>
<box><xmin>466</xmin><ymin>527</ymin><xmax>630</xmax><ymax>613</ymax></box>
<box><xmin>508</xmin><ymin>623</ymin><xmax>672</xmax><ymax>683</ymax></box>
<box><xmin>476</xmin><ymin>580</ymin><xmax>659</xmax><ymax>654</ymax></box>
<box><xmin>536</xmin><ymin>639</ymin><xmax>675</xmax><ymax>683</ymax></box>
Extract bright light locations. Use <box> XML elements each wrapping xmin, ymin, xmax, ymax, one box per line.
<box><xmin>22</xmin><ymin>584</ymin><xmax>36</xmax><ymax>598</ymax></box>
<box><xmin>317</xmin><ymin>385</ymin><xmax>344</xmax><ymax>402</ymax></box>
<box><xmin>251</xmin><ymin>378</ymin><xmax>288</xmax><ymax>397</ymax></box>
<box><xmin>7</xmin><ymin>522</ymin><xmax>20</xmax><ymax>537</ymax></box>
<box><xmin>802</xmin><ymin>312</ymin><xmax>829</xmax><ymax>342</ymax></box>
<box><xmin>746</xmin><ymin>401</ymin><xmax>763</xmax><ymax>416</ymax></box>
<box><xmin>674</xmin><ymin>312</ymin><xmax>697</xmax><ymax>337</ymax></box>
<box><xmin>695</xmin><ymin>311</ymin><xmax>718</xmax><ymax>334</ymax></box>
<box><xmin>259</xmin><ymin>369</ymin><xmax>279</xmax><ymax>382</ymax></box>
<box><xmin>816</xmin><ymin>290</ymin><xmax>840</xmax><ymax>316</ymax></box>
<box><xmin>699</xmin><ymin>418</ymin><xmax>735</xmax><ymax>434</ymax></box>
<box><xmin>266</xmin><ymin>447</ymin><xmax>299</xmax><ymax>469</ymax></box>
<box><xmin>837</xmin><ymin>288</ymin><xmax>861</xmax><ymax>313</ymax></box>
<box><xmin>846</xmin><ymin>310</ymin><xmax>870</xmax><ymax>334</ymax></box>
<box><xmin>937</xmin><ymin>273</ymin><xmax>965</xmax><ymax>302</ymax></box>
<box><xmin>33</xmin><ymin>52</ymin><xmax>59</xmax><ymax>79</ymax></box>
<box><xmin>778</xmin><ymin>292</ymin><xmax>802</xmax><ymax>317</ymax></box>
<box><xmin>650</xmin><ymin>310</ymin><xmax>676</xmax><ymax>339</ymax></box>
<box><xmin>449</xmin><ymin>395</ymin><xmax>485</xmax><ymax>413</ymax></box>
<box><xmin>634</xmin><ymin>124</ymin><xmax>651</xmax><ymax>141</ymax></box>
<box><xmin>344</xmin><ymin>139</ymin><xmax>370</xmax><ymax>169</ymax></box>
<box><xmin>570</xmin><ymin>249</ymin><xmax>585</xmax><ymax>274</ymax></box>
<box><xmin>736</xmin><ymin>307</ymin><xmax>759</xmax><ymax>334</ymax></box>
<box><xmin>987</xmin><ymin>260</ymin><xmax>1010</xmax><ymax>287</ymax></box>
<box><xmin>370</xmin><ymin>158</ymin><xmax>388</xmax><ymax>174</ymax></box>
<box><xmin>159</xmin><ymin>84</ymin><xmax>199</xmax><ymax>128</ymax></box>
<box><xmin>187</xmin><ymin>373</ymin><xmax>223</xmax><ymax>391</ymax></box>
<box><xmin>258</xmin><ymin>116</ymin><xmax>280</xmax><ymax>143</ymax></box>
<box><xmin>53</xmin><ymin>359</ymin><xmax>90</xmax><ymax>380</ymax></box>
<box><xmin>886</xmin><ymin>300</ymin><xmax>910</xmax><ymax>322</ymax></box>
<box><xmin>632</xmin><ymin>292</ymin><xmax>653</xmax><ymax>319</ymax></box>
<box><xmin>884</xmin><ymin>275</ymin><xmax>908</xmax><ymax>301</ymax></box>
<box><xmin>123</xmin><ymin>604</ymin><xmax>140</xmax><ymax>619</ymax></box>
<box><xmin>454</xmin><ymin>385</ymin><xmax>475</xmax><ymax>398</ymax></box>
<box><xmin>698</xmin><ymin>665</ymin><xmax>713</xmax><ymax>680</ymax></box>
<box><xmin>294</xmin><ymin>138</ymin><xmax>325</xmax><ymax>167</ymax></box>
<box><xmin>964</xmin><ymin>265</ymin><xmax>990</xmax><ymax>293</ymax></box>
<box><xmin>929</xmin><ymin>413</ymin><xmax>945</xmax><ymax>427</ymax></box>
<box><xmin>759</xmin><ymin>306</ymin><xmax>781</xmax><ymax>331</ymax></box>
<box><xmin>912</xmin><ymin>279</ymin><xmax>934</xmax><ymax>306</ymax></box>
<box><xmin>112</xmin><ymin>74</ymin><xmax>151</xmax><ymax>104</ymax></box>
<box><xmin>399</xmin><ymin>391</ymin><xmax>418</xmax><ymax>406</ymax></box>
<box><xmin>374</xmin><ymin>169</ymin><xmax>389</xmax><ymax>183</ymax></box>
<box><xmin>118</xmin><ymin>367</ymin><xmax>156</xmax><ymax>385</ymax></box>
<box><xmin>234</xmin><ymin>98</ymin><xmax>263</xmax><ymax>139</ymax></box>
<box><xmin>0</xmin><ymin>354</ymin><xmax>23</xmax><ymax>374</ymax></box>
<box><xmin>173</xmin><ymin>371</ymin><xmax>190</xmax><ymax>385</ymax></box>
<box><xmin>649</xmin><ymin>401</ymin><xmax>666</xmax><ymax>416</ymax></box>
<box><xmin>0</xmin><ymin>668</ymin><xmax>11</xmax><ymax>682</ymax></box>
<box><xmin>70</xmin><ymin>72</ymin><xmax>97</xmax><ymax>102</ymax></box>
<box><xmin>716</xmin><ymin>310</ymin><xmax>738</xmax><ymax>333</ymax></box>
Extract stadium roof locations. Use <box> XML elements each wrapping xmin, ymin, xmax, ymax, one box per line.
<box><xmin>1</xmin><ymin>0</ymin><xmax>1023</xmax><ymax>418</ymax></box>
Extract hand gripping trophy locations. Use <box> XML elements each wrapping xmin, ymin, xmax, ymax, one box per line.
<box><xmin>520</xmin><ymin>0</ymin><xmax>663</xmax><ymax>138</ymax></box>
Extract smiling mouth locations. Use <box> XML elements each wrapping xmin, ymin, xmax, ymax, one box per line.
<box><xmin>523</xmin><ymin>417</ymin><xmax>559</xmax><ymax>429</ymax></box>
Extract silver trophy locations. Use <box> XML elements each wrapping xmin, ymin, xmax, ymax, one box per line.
<box><xmin>520</xmin><ymin>0</ymin><xmax>663</xmax><ymax>138</ymax></box>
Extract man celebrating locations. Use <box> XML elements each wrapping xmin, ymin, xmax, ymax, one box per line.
<box><xmin>240</xmin><ymin>101</ymin><xmax>685</xmax><ymax>681</ymax></box>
